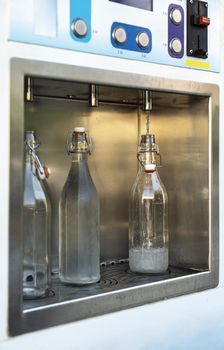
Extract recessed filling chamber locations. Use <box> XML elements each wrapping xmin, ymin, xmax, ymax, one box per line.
<box><xmin>23</xmin><ymin>78</ymin><xmax>209</xmax><ymax>308</ymax></box>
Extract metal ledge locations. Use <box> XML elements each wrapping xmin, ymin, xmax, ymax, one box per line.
<box><xmin>23</xmin><ymin>263</ymin><xmax>200</xmax><ymax>311</ymax></box>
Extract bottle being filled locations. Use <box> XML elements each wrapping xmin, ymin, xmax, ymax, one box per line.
<box><xmin>129</xmin><ymin>133</ymin><xmax>169</xmax><ymax>274</ymax></box>
<box><xmin>23</xmin><ymin>131</ymin><xmax>51</xmax><ymax>299</ymax></box>
<box><xmin>59</xmin><ymin>127</ymin><xmax>100</xmax><ymax>285</ymax></box>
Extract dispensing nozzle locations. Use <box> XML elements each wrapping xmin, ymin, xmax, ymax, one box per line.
<box><xmin>25</xmin><ymin>77</ymin><xmax>34</xmax><ymax>102</ymax></box>
<box><xmin>142</xmin><ymin>90</ymin><xmax>152</xmax><ymax>112</ymax></box>
<box><xmin>89</xmin><ymin>85</ymin><xmax>99</xmax><ymax>107</ymax></box>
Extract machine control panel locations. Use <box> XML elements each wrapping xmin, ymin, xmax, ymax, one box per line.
<box><xmin>9</xmin><ymin>0</ymin><xmax>220</xmax><ymax>72</ymax></box>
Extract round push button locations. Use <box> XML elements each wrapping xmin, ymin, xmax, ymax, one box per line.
<box><xmin>170</xmin><ymin>38</ymin><xmax>182</xmax><ymax>55</ymax></box>
<box><xmin>170</xmin><ymin>8</ymin><xmax>182</xmax><ymax>25</ymax></box>
<box><xmin>136</xmin><ymin>31</ymin><xmax>150</xmax><ymax>49</ymax></box>
<box><xmin>113</xmin><ymin>27</ymin><xmax>127</xmax><ymax>45</ymax></box>
<box><xmin>71</xmin><ymin>18</ymin><xmax>88</xmax><ymax>38</ymax></box>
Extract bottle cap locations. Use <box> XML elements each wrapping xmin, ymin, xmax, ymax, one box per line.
<box><xmin>74</xmin><ymin>127</ymin><xmax>85</xmax><ymax>133</ymax></box>
<box><xmin>68</xmin><ymin>127</ymin><xmax>90</xmax><ymax>154</ymax></box>
<box><xmin>25</xmin><ymin>130</ymin><xmax>36</xmax><ymax>143</ymax></box>
<box><xmin>144</xmin><ymin>163</ymin><xmax>156</xmax><ymax>172</ymax></box>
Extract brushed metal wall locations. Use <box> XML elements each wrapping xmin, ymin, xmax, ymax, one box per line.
<box><xmin>149</xmin><ymin>96</ymin><xmax>209</xmax><ymax>269</ymax></box>
<box><xmin>25</xmin><ymin>86</ymin><xmax>209</xmax><ymax>270</ymax></box>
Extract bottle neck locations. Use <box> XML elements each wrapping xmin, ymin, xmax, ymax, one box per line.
<box><xmin>70</xmin><ymin>152</ymin><xmax>89</xmax><ymax>162</ymax></box>
<box><xmin>68</xmin><ymin>152</ymin><xmax>91</xmax><ymax>178</ymax></box>
<box><xmin>138</xmin><ymin>150</ymin><xmax>157</xmax><ymax>174</ymax></box>
<box><xmin>25</xmin><ymin>148</ymin><xmax>35</xmax><ymax>166</ymax></box>
<box><xmin>24</xmin><ymin>150</ymin><xmax>38</xmax><ymax>180</ymax></box>
<box><xmin>138</xmin><ymin>151</ymin><xmax>157</xmax><ymax>166</ymax></box>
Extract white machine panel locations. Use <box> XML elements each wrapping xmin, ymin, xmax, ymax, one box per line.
<box><xmin>9</xmin><ymin>0</ymin><xmax>220</xmax><ymax>72</ymax></box>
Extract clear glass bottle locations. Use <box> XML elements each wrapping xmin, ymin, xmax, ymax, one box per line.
<box><xmin>59</xmin><ymin>127</ymin><xmax>100</xmax><ymax>285</ymax></box>
<box><xmin>129</xmin><ymin>134</ymin><xmax>169</xmax><ymax>274</ymax></box>
<box><xmin>23</xmin><ymin>131</ymin><xmax>51</xmax><ymax>299</ymax></box>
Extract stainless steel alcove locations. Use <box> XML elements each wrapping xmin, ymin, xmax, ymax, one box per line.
<box><xmin>9</xmin><ymin>59</ymin><xmax>219</xmax><ymax>336</ymax></box>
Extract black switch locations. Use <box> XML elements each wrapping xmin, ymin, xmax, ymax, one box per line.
<box><xmin>187</xmin><ymin>0</ymin><xmax>209</xmax><ymax>59</ymax></box>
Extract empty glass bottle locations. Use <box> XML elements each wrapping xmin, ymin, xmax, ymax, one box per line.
<box><xmin>59</xmin><ymin>127</ymin><xmax>100</xmax><ymax>285</ymax></box>
<box><xmin>23</xmin><ymin>131</ymin><xmax>51</xmax><ymax>299</ymax></box>
<box><xmin>129</xmin><ymin>134</ymin><xmax>168</xmax><ymax>274</ymax></box>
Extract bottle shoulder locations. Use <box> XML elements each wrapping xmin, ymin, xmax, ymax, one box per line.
<box><xmin>65</xmin><ymin>164</ymin><xmax>96</xmax><ymax>188</ymax></box>
<box><xmin>61</xmin><ymin>161</ymin><xmax>99</xmax><ymax>200</ymax></box>
<box><xmin>130</xmin><ymin>170</ymin><xmax>168</xmax><ymax>202</ymax></box>
<box><xmin>23</xmin><ymin>169</ymin><xmax>47</xmax><ymax>208</ymax></box>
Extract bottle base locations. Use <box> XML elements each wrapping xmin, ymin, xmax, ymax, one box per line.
<box><xmin>60</xmin><ymin>275</ymin><xmax>100</xmax><ymax>286</ymax></box>
<box><xmin>23</xmin><ymin>287</ymin><xmax>50</xmax><ymax>300</ymax></box>
<box><xmin>129</xmin><ymin>247</ymin><xmax>168</xmax><ymax>274</ymax></box>
<box><xmin>130</xmin><ymin>267</ymin><xmax>169</xmax><ymax>275</ymax></box>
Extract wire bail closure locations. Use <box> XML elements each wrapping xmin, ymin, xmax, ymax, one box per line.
<box><xmin>137</xmin><ymin>134</ymin><xmax>162</xmax><ymax>168</ymax></box>
<box><xmin>67</xmin><ymin>128</ymin><xmax>92</xmax><ymax>155</ymax></box>
<box><xmin>25</xmin><ymin>140</ymin><xmax>47</xmax><ymax>180</ymax></box>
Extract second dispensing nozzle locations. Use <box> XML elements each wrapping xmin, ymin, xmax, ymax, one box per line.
<box><xmin>142</xmin><ymin>90</ymin><xmax>152</xmax><ymax>112</ymax></box>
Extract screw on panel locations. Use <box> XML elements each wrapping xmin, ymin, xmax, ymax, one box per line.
<box><xmin>205</xmin><ymin>52</ymin><xmax>208</xmax><ymax>57</ymax></box>
<box><xmin>204</xmin><ymin>3</ymin><xmax>208</xmax><ymax>7</ymax></box>
<box><xmin>189</xmin><ymin>49</ymin><xmax>194</xmax><ymax>54</ymax></box>
<box><xmin>189</xmin><ymin>0</ymin><xmax>193</xmax><ymax>4</ymax></box>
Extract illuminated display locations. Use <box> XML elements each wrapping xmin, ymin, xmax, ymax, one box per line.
<box><xmin>109</xmin><ymin>0</ymin><xmax>153</xmax><ymax>11</ymax></box>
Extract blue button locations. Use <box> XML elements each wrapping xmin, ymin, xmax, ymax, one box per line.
<box><xmin>70</xmin><ymin>0</ymin><xmax>91</xmax><ymax>43</ymax></box>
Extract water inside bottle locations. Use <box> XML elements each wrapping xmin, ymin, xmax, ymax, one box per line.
<box><xmin>23</xmin><ymin>207</ymin><xmax>49</xmax><ymax>298</ymax></box>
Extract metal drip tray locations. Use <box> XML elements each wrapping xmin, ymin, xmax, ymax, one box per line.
<box><xmin>23</xmin><ymin>262</ymin><xmax>201</xmax><ymax>311</ymax></box>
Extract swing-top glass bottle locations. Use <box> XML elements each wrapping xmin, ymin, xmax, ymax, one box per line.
<box><xmin>59</xmin><ymin>127</ymin><xmax>100</xmax><ymax>285</ymax></box>
<box><xmin>129</xmin><ymin>134</ymin><xmax>169</xmax><ymax>274</ymax></box>
<box><xmin>23</xmin><ymin>131</ymin><xmax>51</xmax><ymax>299</ymax></box>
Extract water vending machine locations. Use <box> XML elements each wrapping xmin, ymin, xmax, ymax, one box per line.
<box><xmin>0</xmin><ymin>0</ymin><xmax>223</xmax><ymax>348</ymax></box>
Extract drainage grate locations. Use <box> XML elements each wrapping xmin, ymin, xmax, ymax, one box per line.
<box><xmin>23</xmin><ymin>262</ymin><xmax>200</xmax><ymax>310</ymax></box>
